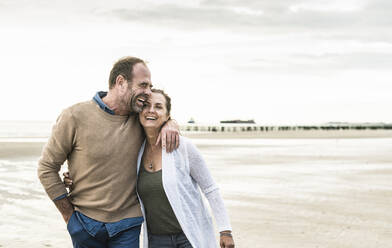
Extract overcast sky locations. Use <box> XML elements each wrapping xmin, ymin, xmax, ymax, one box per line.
<box><xmin>0</xmin><ymin>0</ymin><xmax>391</xmax><ymax>124</ymax></box>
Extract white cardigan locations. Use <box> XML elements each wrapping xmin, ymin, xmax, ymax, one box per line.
<box><xmin>136</xmin><ymin>136</ymin><xmax>232</xmax><ymax>248</ymax></box>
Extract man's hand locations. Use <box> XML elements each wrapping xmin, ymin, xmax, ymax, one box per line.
<box><xmin>155</xmin><ymin>119</ymin><xmax>180</xmax><ymax>152</ymax></box>
<box><xmin>220</xmin><ymin>231</ymin><xmax>235</xmax><ymax>248</ymax></box>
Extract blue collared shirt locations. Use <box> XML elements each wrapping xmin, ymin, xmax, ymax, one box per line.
<box><xmin>54</xmin><ymin>91</ymin><xmax>143</xmax><ymax>237</ymax></box>
<box><xmin>93</xmin><ymin>91</ymin><xmax>115</xmax><ymax>115</ymax></box>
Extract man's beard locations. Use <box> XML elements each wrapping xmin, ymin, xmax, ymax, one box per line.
<box><xmin>130</xmin><ymin>93</ymin><xmax>148</xmax><ymax>113</ymax></box>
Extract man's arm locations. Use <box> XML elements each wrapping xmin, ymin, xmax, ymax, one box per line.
<box><xmin>54</xmin><ymin>197</ymin><xmax>74</xmax><ymax>223</ymax></box>
<box><xmin>37</xmin><ymin>108</ymin><xmax>76</xmax><ymax>223</ymax></box>
<box><xmin>155</xmin><ymin>118</ymin><xmax>180</xmax><ymax>152</ymax></box>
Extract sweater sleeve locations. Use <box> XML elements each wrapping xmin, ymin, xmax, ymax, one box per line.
<box><xmin>37</xmin><ymin>108</ymin><xmax>76</xmax><ymax>200</ymax></box>
<box><xmin>186</xmin><ymin>139</ymin><xmax>232</xmax><ymax>232</ymax></box>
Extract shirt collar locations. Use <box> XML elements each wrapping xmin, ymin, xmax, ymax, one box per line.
<box><xmin>93</xmin><ymin>91</ymin><xmax>115</xmax><ymax>115</ymax></box>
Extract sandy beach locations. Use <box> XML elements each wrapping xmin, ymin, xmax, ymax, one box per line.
<box><xmin>0</xmin><ymin>135</ymin><xmax>392</xmax><ymax>247</ymax></box>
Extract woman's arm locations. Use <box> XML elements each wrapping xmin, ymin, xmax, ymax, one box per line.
<box><xmin>186</xmin><ymin>139</ymin><xmax>235</xmax><ymax>247</ymax></box>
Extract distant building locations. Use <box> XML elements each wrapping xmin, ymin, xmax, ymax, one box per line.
<box><xmin>220</xmin><ymin>119</ymin><xmax>256</xmax><ymax>124</ymax></box>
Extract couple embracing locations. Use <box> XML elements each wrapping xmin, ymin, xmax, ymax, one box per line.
<box><xmin>38</xmin><ymin>57</ymin><xmax>235</xmax><ymax>248</ymax></box>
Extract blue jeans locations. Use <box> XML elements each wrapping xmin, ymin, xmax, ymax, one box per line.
<box><xmin>148</xmin><ymin>232</ymin><xmax>192</xmax><ymax>248</ymax></box>
<box><xmin>67</xmin><ymin>212</ymin><xmax>141</xmax><ymax>248</ymax></box>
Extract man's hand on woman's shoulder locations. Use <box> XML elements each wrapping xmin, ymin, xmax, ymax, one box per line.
<box><xmin>156</xmin><ymin>118</ymin><xmax>180</xmax><ymax>152</ymax></box>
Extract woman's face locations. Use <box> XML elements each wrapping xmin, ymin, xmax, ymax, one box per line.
<box><xmin>139</xmin><ymin>92</ymin><xmax>169</xmax><ymax>129</ymax></box>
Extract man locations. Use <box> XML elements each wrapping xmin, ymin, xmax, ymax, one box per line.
<box><xmin>38</xmin><ymin>56</ymin><xmax>179</xmax><ymax>247</ymax></box>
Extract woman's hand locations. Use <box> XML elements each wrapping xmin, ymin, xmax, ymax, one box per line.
<box><xmin>220</xmin><ymin>231</ymin><xmax>235</xmax><ymax>248</ymax></box>
<box><xmin>63</xmin><ymin>171</ymin><xmax>73</xmax><ymax>190</ymax></box>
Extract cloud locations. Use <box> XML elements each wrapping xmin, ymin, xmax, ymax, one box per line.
<box><xmin>229</xmin><ymin>51</ymin><xmax>392</xmax><ymax>76</ymax></box>
<box><xmin>0</xmin><ymin>0</ymin><xmax>391</xmax><ymax>123</ymax></box>
<box><xmin>2</xmin><ymin>0</ymin><xmax>391</xmax><ymax>43</ymax></box>
<box><xmin>288</xmin><ymin>52</ymin><xmax>392</xmax><ymax>71</ymax></box>
<box><xmin>96</xmin><ymin>0</ymin><xmax>392</xmax><ymax>43</ymax></box>
<box><xmin>100</xmin><ymin>4</ymin><xmax>264</xmax><ymax>31</ymax></box>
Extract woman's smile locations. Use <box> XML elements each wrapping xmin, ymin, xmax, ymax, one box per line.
<box><xmin>139</xmin><ymin>92</ymin><xmax>170</xmax><ymax>129</ymax></box>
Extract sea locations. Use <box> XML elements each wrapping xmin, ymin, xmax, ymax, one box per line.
<box><xmin>0</xmin><ymin>120</ymin><xmax>53</xmax><ymax>142</ymax></box>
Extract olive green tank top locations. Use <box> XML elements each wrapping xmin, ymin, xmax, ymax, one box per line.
<box><xmin>137</xmin><ymin>165</ymin><xmax>182</xmax><ymax>235</ymax></box>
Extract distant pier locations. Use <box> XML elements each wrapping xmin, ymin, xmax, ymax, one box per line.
<box><xmin>181</xmin><ymin>123</ymin><xmax>392</xmax><ymax>132</ymax></box>
<box><xmin>180</xmin><ymin>123</ymin><xmax>392</xmax><ymax>138</ymax></box>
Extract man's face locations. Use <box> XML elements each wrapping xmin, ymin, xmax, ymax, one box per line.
<box><xmin>126</xmin><ymin>63</ymin><xmax>153</xmax><ymax>113</ymax></box>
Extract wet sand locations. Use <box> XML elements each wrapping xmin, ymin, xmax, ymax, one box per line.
<box><xmin>1</xmin><ymin>136</ymin><xmax>392</xmax><ymax>247</ymax></box>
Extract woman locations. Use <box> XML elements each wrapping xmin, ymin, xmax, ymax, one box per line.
<box><xmin>65</xmin><ymin>89</ymin><xmax>235</xmax><ymax>248</ymax></box>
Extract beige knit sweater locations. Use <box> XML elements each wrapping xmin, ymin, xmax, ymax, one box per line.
<box><xmin>38</xmin><ymin>100</ymin><xmax>144</xmax><ymax>222</ymax></box>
